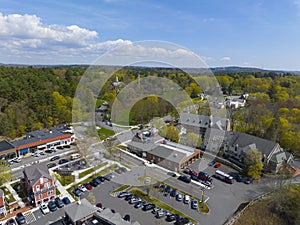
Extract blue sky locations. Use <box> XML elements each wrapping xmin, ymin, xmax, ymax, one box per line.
<box><xmin>0</xmin><ymin>0</ymin><xmax>300</xmax><ymax>70</ymax></box>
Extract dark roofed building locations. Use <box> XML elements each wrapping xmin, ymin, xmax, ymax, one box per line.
<box><xmin>23</xmin><ymin>162</ymin><xmax>56</xmax><ymax>206</ymax></box>
<box><xmin>179</xmin><ymin>113</ymin><xmax>230</xmax><ymax>134</ymax></box>
<box><xmin>222</xmin><ymin>132</ymin><xmax>293</xmax><ymax>173</ymax></box>
<box><xmin>0</xmin><ymin>140</ymin><xmax>17</xmax><ymax>160</ymax></box>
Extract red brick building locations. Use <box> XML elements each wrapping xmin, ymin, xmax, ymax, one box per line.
<box><xmin>23</xmin><ymin>163</ymin><xmax>56</xmax><ymax>207</ymax></box>
<box><xmin>0</xmin><ymin>188</ymin><xmax>7</xmax><ymax>217</ymax></box>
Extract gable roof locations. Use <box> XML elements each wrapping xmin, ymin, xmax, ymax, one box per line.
<box><xmin>0</xmin><ymin>140</ymin><xmax>15</xmax><ymax>153</ymax></box>
<box><xmin>180</xmin><ymin>113</ymin><xmax>229</xmax><ymax>130</ymax></box>
<box><xmin>24</xmin><ymin>162</ymin><xmax>53</xmax><ymax>186</ymax></box>
<box><xmin>226</xmin><ymin>132</ymin><xmax>278</xmax><ymax>158</ymax></box>
<box><xmin>64</xmin><ymin>198</ymin><xmax>97</xmax><ymax>222</ymax></box>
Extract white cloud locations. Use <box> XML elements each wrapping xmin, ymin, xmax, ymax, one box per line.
<box><xmin>0</xmin><ymin>12</ymin><xmax>212</xmax><ymax>67</ymax></box>
<box><xmin>220</xmin><ymin>56</ymin><xmax>231</xmax><ymax>61</ymax></box>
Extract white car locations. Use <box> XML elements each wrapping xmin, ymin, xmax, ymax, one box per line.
<box><xmin>40</xmin><ymin>204</ymin><xmax>50</xmax><ymax>214</ymax></box>
<box><xmin>78</xmin><ymin>184</ymin><xmax>87</xmax><ymax>192</ymax></box>
<box><xmin>13</xmin><ymin>157</ymin><xmax>21</xmax><ymax>163</ymax></box>
<box><xmin>183</xmin><ymin>195</ymin><xmax>191</xmax><ymax>204</ymax></box>
<box><xmin>31</xmin><ymin>152</ymin><xmax>40</xmax><ymax>157</ymax></box>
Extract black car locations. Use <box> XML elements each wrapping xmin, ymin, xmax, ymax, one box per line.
<box><xmin>93</xmin><ymin>177</ymin><xmax>102</xmax><ymax>185</ymax></box>
<box><xmin>134</xmin><ymin>201</ymin><xmax>147</xmax><ymax>208</ymax></box>
<box><xmin>6</xmin><ymin>218</ymin><xmax>17</xmax><ymax>225</ymax></box>
<box><xmin>125</xmin><ymin>194</ymin><xmax>136</xmax><ymax>201</ymax></box>
<box><xmin>244</xmin><ymin>177</ymin><xmax>253</xmax><ymax>184</ymax></box>
<box><xmin>55</xmin><ymin>197</ymin><xmax>64</xmax><ymax>208</ymax></box>
<box><xmin>120</xmin><ymin>167</ymin><xmax>127</xmax><ymax>173</ymax></box>
<box><xmin>58</xmin><ymin>158</ymin><xmax>70</xmax><ymax>164</ymax></box>
<box><xmin>50</xmin><ymin>156</ymin><xmax>60</xmax><ymax>161</ymax></box>
<box><xmin>178</xmin><ymin>175</ymin><xmax>191</xmax><ymax>183</ymax></box>
<box><xmin>48</xmin><ymin>201</ymin><xmax>57</xmax><ymax>212</ymax></box>
<box><xmin>47</xmin><ymin>163</ymin><xmax>56</xmax><ymax>168</ymax></box>
<box><xmin>167</xmin><ymin>172</ymin><xmax>177</xmax><ymax>177</ymax></box>
<box><xmin>236</xmin><ymin>174</ymin><xmax>243</xmax><ymax>182</ymax></box>
<box><xmin>97</xmin><ymin>176</ymin><xmax>106</xmax><ymax>182</ymax></box>
<box><xmin>142</xmin><ymin>203</ymin><xmax>156</xmax><ymax>211</ymax></box>
<box><xmin>166</xmin><ymin>214</ymin><xmax>180</xmax><ymax>222</ymax></box>
<box><xmin>170</xmin><ymin>189</ymin><xmax>177</xmax><ymax>197</ymax></box>
<box><xmin>175</xmin><ymin>217</ymin><xmax>190</xmax><ymax>225</ymax></box>
<box><xmin>90</xmin><ymin>180</ymin><xmax>99</xmax><ymax>187</ymax></box>
<box><xmin>15</xmin><ymin>212</ymin><xmax>26</xmax><ymax>224</ymax></box>
<box><xmin>191</xmin><ymin>174</ymin><xmax>200</xmax><ymax>182</ymax></box>
<box><xmin>123</xmin><ymin>214</ymin><xmax>130</xmax><ymax>222</ymax></box>
<box><xmin>164</xmin><ymin>186</ymin><xmax>171</xmax><ymax>195</ymax></box>
<box><xmin>45</xmin><ymin>149</ymin><xmax>55</xmax><ymax>154</ymax></box>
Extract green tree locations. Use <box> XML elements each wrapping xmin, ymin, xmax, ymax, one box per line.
<box><xmin>186</xmin><ymin>132</ymin><xmax>202</xmax><ymax>148</ymax></box>
<box><xmin>165</xmin><ymin>125</ymin><xmax>179</xmax><ymax>143</ymax></box>
<box><xmin>244</xmin><ymin>149</ymin><xmax>263</xmax><ymax>179</ymax></box>
<box><xmin>0</xmin><ymin>160</ymin><xmax>13</xmax><ymax>185</ymax></box>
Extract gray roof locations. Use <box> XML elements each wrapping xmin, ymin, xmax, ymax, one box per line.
<box><xmin>270</xmin><ymin>151</ymin><xmax>293</xmax><ymax>163</ymax></box>
<box><xmin>203</xmin><ymin>128</ymin><xmax>226</xmax><ymax>151</ymax></box>
<box><xmin>64</xmin><ymin>198</ymin><xmax>97</xmax><ymax>222</ymax></box>
<box><xmin>24</xmin><ymin>162</ymin><xmax>53</xmax><ymax>185</ymax></box>
<box><xmin>180</xmin><ymin>113</ymin><xmax>229</xmax><ymax>130</ymax></box>
<box><xmin>127</xmin><ymin>141</ymin><xmax>157</xmax><ymax>152</ymax></box>
<box><xmin>148</xmin><ymin>145</ymin><xmax>188</xmax><ymax>164</ymax></box>
<box><xmin>100</xmin><ymin>208</ymin><xmax>141</xmax><ymax>225</ymax></box>
<box><xmin>12</xmin><ymin>125</ymin><xmax>72</xmax><ymax>148</ymax></box>
<box><xmin>225</xmin><ymin>132</ymin><xmax>278</xmax><ymax>158</ymax></box>
<box><xmin>0</xmin><ymin>140</ymin><xmax>15</xmax><ymax>152</ymax></box>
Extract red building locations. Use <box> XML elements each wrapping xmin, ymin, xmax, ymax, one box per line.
<box><xmin>23</xmin><ymin>163</ymin><xmax>56</xmax><ymax>207</ymax></box>
<box><xmin>0</xmin><ymin>188</ymin><xmax>7</xmax><ymax>217</ymax></box>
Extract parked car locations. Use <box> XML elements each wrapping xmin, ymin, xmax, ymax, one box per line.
<box><xmin>129</xmin><ymin>197</ymin><xmax>141</xmax><ymax>204</ymax></box>
<box><xmin>93</xmin><ymin>177</ymin><xmax>102</xmax><ymax>185</ymax></box>
<box><xmin>118</xmin><ymin>191</ymin><xmax>131</xmax><ymax>198</ymax></box>
<box><xmin>13</xmin><ymin>157</ymin><xmax>21</xmax><ymax>163</ymax></box>
<box><xmin>40</xmin><ymin>204</ymin><xmax>50</xmax><ymax>214</ymax></box>
<box><xmin>208</xmin><ymin>160</ymin><xmax>216</xmax><ymax>166</ymax></box>
<box><xmin>164</xmin><ymin>186</ymin><xmax>171</xmax><ymax>194</ymax></box>
<box><xmin>201</xmin><ymin>180</ymin><xmax>212</xmax><ymax>187</ymax></box>
<box><xmin>183</xmin><ymin>195</ymin><xmax>191</xmax><ymax>204</ymax></box>
<box><xmin>191</xmin><ymin>174</ymin><xmax>200</xmax><ymax>182</ymax></box>
<box><xmin>73</xmin><ymin>188</ymin><xmax>82</xmax><ymax>197</ymax></box>
<box><xmin>198</xmin><ymin>171</ymin><xmax>213</xmax><ymax>182</ymax></box>
<box><xmin>155</xmin><ymin>210</ymin><xmax>167</xmax><ymax>218</ymax></box>
<box><xmin>123</xmin><ymin>214</ymin><xmax>130</xmax><ymax>222</ymax></box>
<box><xmin>178</xmin><ymin>175</ymin><xmax>191</xmax><ymax>183</ymax></box>
<box><xmin>120</xmin><ymin>167</ymin><xmax>127</xmax><ymax>173</ymax></box>
<box><xmin>191</xmin><ymin>199</ymin><xmax>198</xmax><ymax>209</ymax></box>
<box><xmin>96</xmin><ymin>202</ymin><xmax>103</xmax><ymax>212</ymax></box>
<box><xmin>176</xmin><ymin>193</ymin><xmax>183</xmax><ymax>202</ymax></box>
<box><xmin>167</xmin><ymin>172</ymin><xmax>177</xmax><ymax>177</ymax></box>
<box><xmin>214</xmin><ymin>162</ymin><xmax>222</xmax><ymax>168</ymax></box>
<box><xmin>125</xmin><ymin>194</ymin><xmax>136</xmax><ymax>201</ymax></box>
<box><xmin>170</xmin><ymin>189</ymin><xmax>177</xmax><ymax>197</ymax></box>
<box><xmin>15</xmin><ymin>212</ymin><xmax>26</xmax><ymax>224</ymax></box>
<box><xmin>134</xmin><ymin>201</ymin><xmax>147</xmax><ymax>208</ymax></box>
<box><xmin>78</xmin><ymin>184</ymin><xmax>88</xmax><ymax>192</ymax></box>
<box><xmin>62</xmin><ymin>197</ymin><xmax>71</xmax><ymax>205</ymax></box>
<box><xmin>55</xmin><ymin>197</ymin><xmax>64</xmax><ymax>208</ymax></box>
<box><xmin>6</xmin><ymin>218</ymin><xmax>17</xmax><ymax>225</ymax></box>
<box><xmin>142</xmin><ymin>203</ymin><xmax>156</xmax><ymax>211</ymax></box>
<box><xmin>175</xmin><ymin>217</ymin><xmax>190</xmax><ymax>225</ymax></box>
<box><xmin>50</xmin><ymin>156</ymin><xmax>60</xmax><ymax>161</ymax></box>
<box><xmin>97</xmin><ymin>176</ymin><xmax>106</xmax><ymax>182</ymax></box>
<box><xmin>47</xmin><ymin>163</ymin><xmax>57</xmax><ymax>168</ymax></box>
<box><xmin>48</xmin><ymin>201</ymin><xmax>57</xmax><ymax>212</ymax></box>
<box><xmin>166</xmin><ymin>214</ymin><xmax>180</xmax><ymax>222</ymax></box>
<box><xmin>90</xmin><ymin>180</ymin><xmax>99</xmax><ymax>187</ymax></box>
<box><xmin>45</xmin><ymin>149</ymin><xmax>56</xmax><ymax>154</ymax></box>
<box><xmin>244</xmin><ymin>177</ymin><xmax>253</xmax><ymax>184</ymax></box>
<box><xmin>31</xmin><ymin>152</ymin><xmax>40</xmax><ymax>157</ymax></box>
<box><xmin>236</xmin><ymin>174</ymin><xmax>243</xmax><ymax>182</ymax></box>
<box><xmin>152</xmin><ymin>206</ymin><xmax>162</xmax><ymax>214</ymax></box>
<box><xmin>58</xmin><ymin>158</ymin><xmax>70</xmax><ymax>164</ymax></box>
<box><xmin>84</xmin><ymin>183</ymin><xmax>93</xmax><ymax>190</ymax></box>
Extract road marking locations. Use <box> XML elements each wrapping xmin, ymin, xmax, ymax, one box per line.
<box><xmin>24</xmin><ymin>211</ymin><xmax>36</xmax><ymax>224</ymax></box>
<box><xmin>112</xmin><ymin>153</ymin><xmax>139</xmax><ymax>167</ymax></box>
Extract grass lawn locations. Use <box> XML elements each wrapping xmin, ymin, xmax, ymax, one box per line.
<box><xmin>97</xmin><ymin>127</ymin><xmax>115</xmax><ymax>140</ymax></box>
<box><xmin>11</xmin><ymin>181</ymin><xmax>27</xmax><ymax>199</ymax></box>
<box><xmin>156</xmin><ymin>182</ymin><xmax>209</xmax><ymax>214</ymax></box>
<box><xmin>130</xmin><ymin>188</ymin><xmax>197</xmax><ymax>224</ymax></box>
<box><xmin>79</xmin><ymin>162</ymin><xmax>108</xmax><ymax>178</ymax></box>
<box><xmin>0</xmin><ymin>186</ymin><xmax>11</xmax><ymax>196</ymax></box>
<box><xmin>56</xmin><ymin>188</ymin><xmax>61</xmax><ymax>196</ymax></box>
<box><xmin>58</xmin><ymin>175</ymin><xmax>75</xmax><ymax>186</ymax></box>
<box><xmin>5</xmin><ymin>194</ymin><xmax>16</xmax><ymax>203</ymax></box>
<box><xmin>111</xmin><ymin>184</ymin><xmax>131</xmax><ymax>194</ymax></box>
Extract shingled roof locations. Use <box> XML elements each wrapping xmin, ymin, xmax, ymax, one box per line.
<box><xmin>23</xmin><ymin>162</ymin><xmax>53</xmax><ymax>185</ymax></box>
<box><xmin>64</xmin><ymin>198</ymin><xmax>97</xmax><ymax>222</ymax></box>
<box><xmin>226</xmin><ymin>132</ymin><xmax>278</xmax><ymax>158</ymax></box>
<box><xmin>0</xmin><ymin>140</ymin><xmax>15</xmax><ymax>153</ymax></box>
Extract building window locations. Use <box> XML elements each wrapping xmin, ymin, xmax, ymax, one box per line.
<box><xmin>45</xmin><ymin>182</ymin><xmax>50</xmax><ymax>188</ymax></box>
<box><xmin>158</xmin><ymin>157</ymin><xmax>160</xmax><ymax>162</ymax></box>
<box><xmin>36</xmin><ymin>185</ymin><xmax>40</xmax><ymax>192</ymax></box>
<box><xmin>48</xmin><ymin>190</ymin><xmax>53</xmax><ymax>196</ymax></box>
<box><xmin>38</xmin><ymin>194</ymin><xmax>42</xmax><ymax>199</ymax></box>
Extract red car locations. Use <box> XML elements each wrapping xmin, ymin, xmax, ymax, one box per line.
<box><xmin>214</xmin><ymin>163</ymin><xmax>222</xmax><ymax>168</ymax></box>
<box><xmin>84</xmin><ymin>183</ymin><xmax>93</xmax><ymax>190</ymax></box>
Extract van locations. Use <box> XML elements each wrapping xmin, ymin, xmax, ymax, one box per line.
<box><xmin>70</xmin><ymin>153</ymin><xmax>81</xmax><ymax>160</ymax></box>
